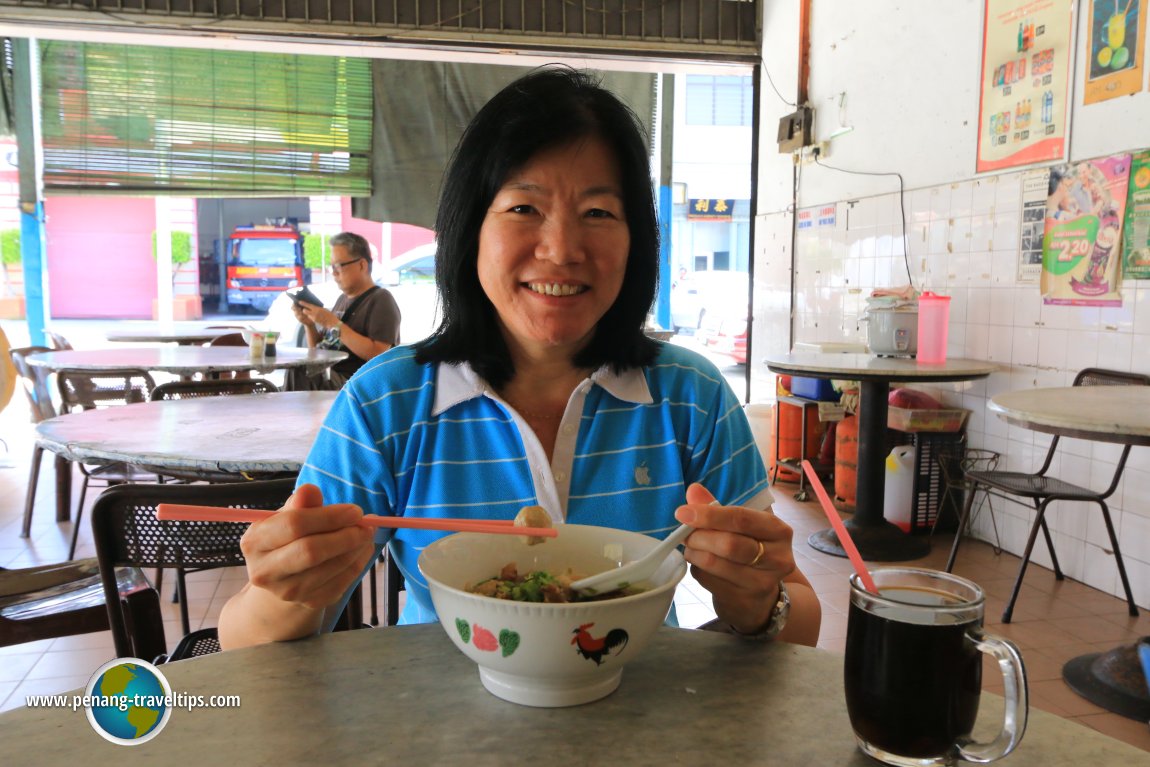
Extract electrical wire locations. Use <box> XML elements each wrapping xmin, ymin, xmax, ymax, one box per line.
<box><xmin>811</xmin><ymin>156</ymin><xmax>913</xmax><ymax>290</ymax></box>
<box><xmin>760</xmin><ymin>57</ymin><xmax>796</xmax><ymax>108</ymax></box>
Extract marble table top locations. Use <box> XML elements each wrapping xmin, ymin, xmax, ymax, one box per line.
<box><xmin>105</xmin><ymin>324</ymin><xmax>247</xmax><ymax>344</ymax></box>
<box><xmin>36</xmin><ymin>391</ymin><xmax>337</xmax><ymax>474</ymax></box>
<box><xmin>765</xmin><ymin>352</ymin><xmax>998</xmax><ymax>383</ymax></box>
<box><xmin>0</xmin><ymin>625</ymin><xmax>1142</xmax><ymax>766</ymax></box>
<box><xmin>27</xmin><ymin>346</ymin><xmax>345</xmax><ymax>376</ymax></box>
<box><xmin>989</xmin><ymin>386</ymin><xmax>1150</xmax><ymax>446</ymax></box>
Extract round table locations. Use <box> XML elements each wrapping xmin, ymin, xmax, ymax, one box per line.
<box><xmin>105</xmin><ymin>324</ymin><xmax>247</xmax><ymax>345</ymax></box>
<box><xmin>989</xmin><ymin>385</ymin><xmax>1150</xmax><ymax>722</ymax></box>
<box><xmin>27</xmin><ymin>346</ymin><xmax>346</xmax><ymax>379</ymax></box>
<box><xmin>765</xmin><ymin>353</ymin><xmax>997</xmax><ymax>561</ymax></box>
<box><xmin>0</xmin><ymin>624</ymin><xmax>1143</xmax><ymax>765</ymax></box>
<box><xmin>36</xmin><ymin>391</ymin><xmax>337</xmax><ymax>477</ymax></box>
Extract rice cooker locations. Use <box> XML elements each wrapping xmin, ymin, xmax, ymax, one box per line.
<box><xmin>861</xmin><ymin>308</ymin><xmax>918</xmax><ymax>356</ymax></box>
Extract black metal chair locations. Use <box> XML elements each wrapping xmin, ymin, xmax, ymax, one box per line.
<box><xmin>10</xmin><ymin>345</ymin><xmax>69</xmax><ymax>540</ymax></box>
<box><xmin>90</xmin><ymin>478</ymin><xmax>298</xmax><ymax>657</ymax></box>
<box><xmin>368</xmin><ymin>547</ymin><xmax>405</xmax><ymax>627</ymax></box>
<box><xmin>947</xmin><ymin>367</ymin><xmax>1150</xmax><ymax>623</ymax></box>
<box><xmin>56</xmin><ymin>368</ymin><xmax>159</xmax><ymax>559</ymax></box>
<box><xmin>0</xmin><ymin>559</ymin><xmax>165</xmax><ymax>660</ymax></box>
<box><xmin>149</xmin><ymin>378</ymin><xmax>278</xmax><ymax>401</ymax></box>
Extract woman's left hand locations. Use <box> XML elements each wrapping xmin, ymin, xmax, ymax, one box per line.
<box><xmin>674</xmin><ymin>482</ymin><xmax>795</xmax><ymax>635</ymax></box>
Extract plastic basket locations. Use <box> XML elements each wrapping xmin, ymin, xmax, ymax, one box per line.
<box><xmin>887</xmin><ymin>406</ymin><xmax>969</xmax><ymax>433</ymax></box>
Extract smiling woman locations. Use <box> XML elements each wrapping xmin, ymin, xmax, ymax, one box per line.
<box><xmin>218</xmin><ymin>67</ymin><xmax>820</xmax><ymax>653</ymax></box>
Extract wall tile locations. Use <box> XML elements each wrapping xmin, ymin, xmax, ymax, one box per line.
<box><xmin>1013</xmin><ymin>287</ymin><xmax>1042</xmax><ymax>327</ymax></box>
<box><xmin>1037</xmin><ymin>328</ymin><xmax>1069</xmax><ymax>370</ymax></box>
<box><xmin>1096</xmin><ymin>331</ymin><xmax>1134</xmax><ymax>372</ymax></box>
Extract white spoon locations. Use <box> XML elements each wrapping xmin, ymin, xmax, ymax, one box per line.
<box><xmin>569</xmin><ymin>523</ymin><xmax>694</xmax><ymax>595</ymax></box>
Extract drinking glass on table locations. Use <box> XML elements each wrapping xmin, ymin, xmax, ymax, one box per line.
<box><xmin>844</xmin><ymin>567</ymin><xmax>1027</xmax><ymax>766</ymax></box>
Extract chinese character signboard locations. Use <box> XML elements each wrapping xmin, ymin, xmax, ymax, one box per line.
<box><xmin>687</xmin><ymin>199</ymin><xmax>734</xmax><ymax>220</ymax></box>
<box><xmin>976</xmin><ymin>0</ymin><xmax>1074</xmax><ymax>173</ymax></box>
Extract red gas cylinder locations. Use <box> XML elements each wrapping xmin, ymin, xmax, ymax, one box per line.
<box><xmin>768</xmin><ymin>402</ymin><xmax>822</xmax><ymax>483</ymax></box>
<box><xmin>834</xmin><ymin>413</ymin><xmax>858</xmax><ymax>509</ymax></box>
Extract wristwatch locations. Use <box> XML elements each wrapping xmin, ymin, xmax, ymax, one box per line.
<box><xmin>731</xmin><ymin>581</ymin><xmax>790</xmax><ymax>641</ymax></box>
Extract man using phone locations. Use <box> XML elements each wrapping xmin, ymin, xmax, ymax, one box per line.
<box><xmin>286</xmin><ymin>231</ymin><xmax>401</xmax><ymax>390</ymax></box>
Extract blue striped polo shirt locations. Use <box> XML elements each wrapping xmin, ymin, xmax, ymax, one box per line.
<box><xmin>298</xmin><ymin>342</ymin><xmax>773</xmax><ymax>625</ymax></box>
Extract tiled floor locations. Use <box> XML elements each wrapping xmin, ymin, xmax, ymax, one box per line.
<box><xmin>2</xmin><ymin>386</ymin><xmax>1150</xmax><ymax>753</ymax></box>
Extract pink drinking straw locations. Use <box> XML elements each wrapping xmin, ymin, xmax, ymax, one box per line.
<box><xmin>801</xmin><ymin>460</ymin><xmax>879</xmax><ymax>594</ymax></box>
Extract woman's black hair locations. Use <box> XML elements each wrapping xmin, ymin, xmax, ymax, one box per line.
<box><xmin>414</xmin><ymin>66</ymin><xmax>660</xmax><ymax>388</ymax></box>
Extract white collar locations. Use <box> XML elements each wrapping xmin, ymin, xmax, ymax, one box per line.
<box><xmin>432</xmin><ymin>360</ymin><xmax>653</xmax><ymax>416</ymax></box>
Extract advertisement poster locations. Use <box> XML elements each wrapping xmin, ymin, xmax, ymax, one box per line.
<box><xmin>1124</xmin><ymin>150</ymin><xmax>1150</xmax><ymax>277</ymax></box>
<box><xmin>1041</xmin><ymin>154</ymin><xmax>1132</xmax><ymax>305</ymax></box>
<box><xmin>1084</xmin><ymin>0</ymin><xmax>1148</xmax><ymax>103</ymax></box>
<box><xmin>977</xmin><ymin>0</ymin><xmax>1075</xmax><ymax>173</ymax></box>
<box><xmin>1018</xmin><ymin>168</ymin><xmax>1051</xmax><ymax>281</ymax></box>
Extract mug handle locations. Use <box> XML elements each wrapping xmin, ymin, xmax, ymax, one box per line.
<box><xmin>956</xmin><ymin>629</ymin><xmax>1028</xmax><ymax>764</ymax></box>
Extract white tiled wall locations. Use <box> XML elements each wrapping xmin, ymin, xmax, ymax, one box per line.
<box><xmin>757</xmin><ymin>170</ymin><xmax>1150</xmax><ymax>608</ymax></box>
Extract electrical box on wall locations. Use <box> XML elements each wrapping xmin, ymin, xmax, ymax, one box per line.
<box><xmin>777</xmin><ymin>106</ymin><xmax>813</xmax><ymax>154</ymax></box>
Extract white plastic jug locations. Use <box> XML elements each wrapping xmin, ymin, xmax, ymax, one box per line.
<box><xmin>883</xmin><ymin>445</ymin><xmax>916</xmax><ymax>532</ymax></box>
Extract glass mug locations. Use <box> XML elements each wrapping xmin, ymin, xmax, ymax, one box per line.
<box><xmin>845</xmin><ymin>568</ymin><xmax>1027</xmax><ymax>766</ymax></box>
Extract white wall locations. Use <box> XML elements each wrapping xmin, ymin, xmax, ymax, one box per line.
<box><xmin>754</xmin><ymin>0</ymin><xmax>1150</xmax><ymax>608</ymax></box>
<box><xmin>760</xmin><ymin>1</ymin><xmax>1150</xmax><ymax>210</ymax></box>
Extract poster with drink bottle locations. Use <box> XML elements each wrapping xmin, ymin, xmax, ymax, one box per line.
<box><xmin>1084</xmin><ymin>0</ymin><xmax>1147</xmax><ymax>104</ymax></box>
<box><xmin>1123</xmin><ymin>150</ymin><xmax>1150</xmax><ymax>278</ymax></box>
<box><xmin>1041</xmin><ymin>153</ymin><xmax>1131</xmax><ymax>305</ymax></box>
<box><xmin>976</xmin><ymin>0</ymin><xmax>1074</xmax><ymax>173</ymax></box>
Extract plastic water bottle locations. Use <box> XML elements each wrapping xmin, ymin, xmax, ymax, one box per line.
<box><xmin>883</xmin><ymin>446</ymin><xmax>916</xmax><ymax>532</ymax></box>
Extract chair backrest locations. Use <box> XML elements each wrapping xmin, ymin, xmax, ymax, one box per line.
<box><xmin>91</xmin><ymin>477</ymin><xmax>298</xmax><ymax>657</ymax></box>
<box><xmin>1074</xmin><ymin>368</ymin><xmax>1150</xmax><ymax>388</ymax></box>
<box><xmin>150</xmin><ymin>378</ymin><xmax>279</xmax><ymax>401</ymax></box>
<box><xmin>9</xmin><ymin>346</ymin><xmax>57</xmax><ymax>422</ymax></box>
<box><xmin>56</xmin><ymin>368</ymin><xmax>155</xmax><ymax>413</ymax></box>
<box><xmin>45</xmin><ymin>331</ymin><xmax>73</xmax><ymax>351</ymax></box>
<box><xmin>1033</xmin><ymin>368</ymin><xmax>1150</xmax><ymax>478</ymax></box>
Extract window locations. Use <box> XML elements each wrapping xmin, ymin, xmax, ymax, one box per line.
<box><xmin>685</xmin><ymin>75</ymin><xmax>752</xmax><ymax>126</ymax></box>
<box><xmin>38</xmin><ymin>42</ymin><xmax>372</xmax><ymax>195</ymax></box>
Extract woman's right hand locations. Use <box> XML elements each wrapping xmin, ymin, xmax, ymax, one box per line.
<box><xmin>239</xmin><ymin>483</ymin><xmax>377</xmax><ymax>610</ymax></box>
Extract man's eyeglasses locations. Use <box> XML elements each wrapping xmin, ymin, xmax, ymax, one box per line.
<box><xmin>331</xmin><ymin>258</ymin><xmax>364</xmax><ymax>274</ymax></box>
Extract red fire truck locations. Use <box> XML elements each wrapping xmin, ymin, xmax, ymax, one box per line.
<box><xmin>225</xmin><ymin>223</ymin><xmax>307</xmax><ymax>312</ymax></box>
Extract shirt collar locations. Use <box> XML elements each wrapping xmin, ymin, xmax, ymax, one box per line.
<box><xmin>432</xmin><ymin>360</ymin><xmax>652</xmax><ymax>416</ymax></box>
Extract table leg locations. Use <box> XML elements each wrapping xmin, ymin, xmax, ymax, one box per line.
<box><xmin>54</xmin><ymin>455</ymin><xmax>72</xmax><ymax>524</ymax></box>
<box><xmin>1063</xmin><ymin>640</ymin><xmax>1150</xmax><ymax>721</ymax></box>
<box><xmin>808</xmin><ymin>379</ymin><xmax>930</xmax><ymax>561</ymax></box>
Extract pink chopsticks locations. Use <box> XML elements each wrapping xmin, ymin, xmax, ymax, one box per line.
<box><xmin>155</xmin><ymin>504</ymin><xmax>558</xmax><ymax>538</ymax></box>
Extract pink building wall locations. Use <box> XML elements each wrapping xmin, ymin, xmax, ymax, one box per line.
<box><xmin>45</xmin><ymin>197</ymin><xmax>157</xmax><ymax>318</ymax></box>
<box><xmin>339</xmin><ymin>198</ymin><xmax>435</xmax><ymax>263</ymax></box>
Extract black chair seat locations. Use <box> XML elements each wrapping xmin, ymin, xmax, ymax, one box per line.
<box><xmin>967</xmin><ymin>471</ymin><xmax>1101</xmax><ymax>501</ymax></box>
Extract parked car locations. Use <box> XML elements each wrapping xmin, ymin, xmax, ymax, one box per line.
<box><xmin>670</xmin><ymin>270</ymin><xmax>749</xmax><ymax>335</ymax></box>
<box><xmin>260</xmin><ymin>243</ymin><xmax>440</xmax><ymax>348</ymax></box>
<box><xmin>698</xmin><ymin>313</ymin><xmax>747</xmax><ymax>365</ymax></box>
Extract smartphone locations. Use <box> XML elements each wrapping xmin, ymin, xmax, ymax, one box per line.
<box><xmin>290</xmin><ymin>286</ymin><xmax>323</xmax><ymax>308</ymax></box>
